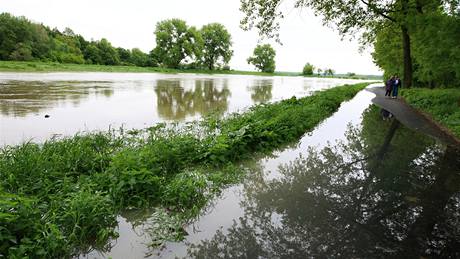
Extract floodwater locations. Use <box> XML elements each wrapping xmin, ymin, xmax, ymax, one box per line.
<box><xmin>3</xmin><ymin>74</ymin><xmax>458</xmax><ymax>258</ymax></box>
<box><xmin>82</xmin><ymin>86</ymin><xmax>460</xmax><ymax>258</ymax></box>
<box><xmin>0</xmin><ymin>72</ymin><xmax>363</xmax><ymax>146</ymax></box>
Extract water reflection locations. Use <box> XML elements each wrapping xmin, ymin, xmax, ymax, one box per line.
<box><xmin>247</xmin><ymin>79</ymin><xmax>273</xmax><ymax>103</ymax></box>
<box><xmin>188</xmin><ymin>106</ymin><xmax>460</xmax><ymax>258</ymax></box>
<box><xmin>155</xmin><ymin>79</ymin><xmax>230</xmax><ymax>120</ymax></box>
<box><xmin>0</xmin><ymin>80</ymin><xmax>114</xmax><ymax>117</ymax></box>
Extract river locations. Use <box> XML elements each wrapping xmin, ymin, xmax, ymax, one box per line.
<box><xmin>0</xmin><ymin>72</ymin><xmax>363</xmax><ymax>146</ymax></box>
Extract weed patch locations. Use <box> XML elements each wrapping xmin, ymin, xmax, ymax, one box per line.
<box><xmin>402</xmin><ymin>88</ymin><xmax>460</xmax><ymax>138</ymax></box>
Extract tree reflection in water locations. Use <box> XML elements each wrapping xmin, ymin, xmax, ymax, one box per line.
<box><xmin>247</xmin><ymin>79</ymin><xmax>273</xmax><ymax>104</ymax></box>
<box><xmin>0</xmin><ymin>80</ymin><xmax>114</xmax><ymax>117</ymax></box>
<box><xmin>155</xmin><ymin>79</ymin><xmax>230</xmax><ymax>120</ymax></box>
<box><xmin>188</xmin><ymin>106</ymin><xmax>460</xmax><ymax>258</ymax></box>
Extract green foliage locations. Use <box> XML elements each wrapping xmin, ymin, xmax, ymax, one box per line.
<box><xmin>302</xmin><ymin>62</ymin><xmax>315</xmax><ymax>75</ymax></box>
<box><xmin>0</xmin><ymin>12</ymin><xmax>150</xmax><ymax>67</ymax></box>
<box><xmin>153</xmin><ymin>19</ymin><xmax>203</xmax><ymax>68</ymax></box>
<box><xmin>323</xmin><ymin>68</ymin><xmax>335</xmax><ymax>76</ymax></box>
<box><xmin>247</xmin><ymin>44</ymin><xmax>276</xmax><ymax>73</ymax></box>
<box><xmin>130</xmin><ymin>48</ymin><xmax>149</xmax><ymax>67</ymax></box>
<box><xmin>402</xmin><ymin>88</ymin><xmax>460</xmax><ymax>138</ymax></box>
<box><xmin>240</xmin><ymin>0</ymin><xmax>460</xmax><ymax>88</ymax></box>
<box><xmin>200</xmin><ymin>23</ymin><xmax>233</xmax><ymax>70</ymax></box>
<box><xmin>372</xmin><ymin>8</ymin><xmax>460</xmax><ymax>87</ymax></box>
<box><xmin>0</xmin><ymin>82</ymin><xmax>371</xmax><ymax>255</ymax></box>
<box><xmin>95</xmin><ymin>39</ymin><xmax>120</xmax><ymax>65</ymax></box>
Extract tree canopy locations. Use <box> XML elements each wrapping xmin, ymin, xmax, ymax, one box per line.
<box><xmin>240</xmin><ymin>0</ymin><xmax>460</xmax><ymax>88</ymax></box>
<box><xmin>0</xmin><ymin>12</ymin><xmax>152</xmax><ymax>67</ymax></box>
<box><xmin>247</xmin><ymin>44</ymin><xmax>276</xmax><ymax>73</ymax></box>
<box><xmin>200</xmin><ymin>23</ymin><xmax>233</xmax><ymax>70</ymax></box>
<box><xmin>302</xmin><ymin>62</ymin><xmax>314</xmax><ymax>75</ymax></box>
<box><xmin>153</xmin><ymin>19</ymin><xmax>203</xmax><ymax>69</ymax></box>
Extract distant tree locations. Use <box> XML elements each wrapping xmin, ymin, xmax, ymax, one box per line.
<box><xmin>84</xmin><ymin>43</ymin><xmax>102</xmax><ymax>64</ymax></box>
<box><xmin>130</xmin><ymin>48</ymin><xmax>149</xmax><ymax>67</ymax></box>
<box><xmin>200</xmin><ymin>23</ymin><xmax>233</xmax><ymax>70</ymax></box>
<box><xmin>117</xmin><ymin>47</ymin><xmax>132</xmax><ymax>64</ymax></box>
<box><xmin>346</xmin><ymin>72</ymin><xmax>356</xmax><ymax>77</ymax></box>
<box><xmin>153</xmin><ymin>19</ymin><xmax>202</xmax><ymax>68</ymax></box>
<box><xmin>29</xmin><ymin>23</ymin><xmax>52</xmax><ymax>59</ymax></box>
<box><xmin>323</xmin><ymin>68</ymin><xmax>335</xmax><ymax>76</ymax></box>
<box><xmin>96</xmin><ymin>38</ymin><xmax>120</xmax><ymax>65</ymax></box>
<box><xmin>9</xmin><ymin>43</ymin><xmax>33</xmax><ymax>61</ymax></box>
<box><xmin>50</xmin><ymin>33</ymin><xmax>85</xmax><ymax>64</ymax></box>
<box><xmin>316</xmin><ymin>68</ymin><xmax>322</xmax><ymax>76</ymax></box>
<box><xmin>302</xmin><ymin>63</ymin><xmax>315</xmax><ymax>75</ymax></box>
<box><xmin>0</xmin><ymin>13</ymin><xmax>34</xmax><ymax>60</ymax></box>
<box><xmin>247</xmin><ymin>44</ymin><xmax>276</xmax><ymax>73</ymax></box>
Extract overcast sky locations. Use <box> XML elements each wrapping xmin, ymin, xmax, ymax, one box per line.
<box><xmin>2</xmin><ymin>0</ymin><xmax>382</xmax><ymax>75</ymax></box>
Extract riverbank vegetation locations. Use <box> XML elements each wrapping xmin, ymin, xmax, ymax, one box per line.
<box><xmin>0</xmin><ymin>13</ymin><xmax>234</xmax><ymax>71</ymax></box>
<box><xmin>0</xmin><ymin>82</ymin><xmax>371</xmax><ymax>258</ymax></box>
<box><xmin>402</xmin><ymin>88</ymin><xmax>460</xmax><ymax>139</ymax></box>
<box><xmin>0</xmin><ymin>60</ymin><xmax>381</xmax><ymax>79</ymax></box>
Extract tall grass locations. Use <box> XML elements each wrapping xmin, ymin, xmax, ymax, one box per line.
<box><xmin>0</xmin><ymin>82</ymin><xmax>371</xmax><ymax>257</ymax></box>
<box><xmin>402</xmin><ymin>88</ymin><xmax>460</xmax><ymax>138</ymax></box>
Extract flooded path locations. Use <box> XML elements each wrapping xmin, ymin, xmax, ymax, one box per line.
<box><xmin>0</xmin><ymin>72</ymin><xmax>364</xmax><ymax>146</ymax></box>
<box><xmin>82</xmin><ymin>84</ymin><xmax>460</xmax><ymax>258</ymax></box>
<box><xmin>367</xmin><ymin>87</ymin><xmax>460</xmax><ymax>146</ymax></box>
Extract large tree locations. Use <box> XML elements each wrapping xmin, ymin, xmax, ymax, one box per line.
<box><xmin>247</xmin><ymin>44</ymin><xmax>276</xmax><ymax>73</ymax></box>
<box><xmin>200</xmin><ymin>23</ymin><xmax>233</xmax><ymax>70</ymax></box>
<box><xmin>240</xmin><ymin>0</ymin><xmax>459</xmax><ymax>88</ymax></box>
<box><xmin>153</xmin><ymin>19</ymin><xmax>202</xmax><ymax>69</ymax></box>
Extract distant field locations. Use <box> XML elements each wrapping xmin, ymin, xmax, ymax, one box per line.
<box><xmin>0</xmin><ymin>60</ymin><xmax>381</xmax><ymax>80</ymax></box>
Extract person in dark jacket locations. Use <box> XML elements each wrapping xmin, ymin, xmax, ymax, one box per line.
<box><xmin>392</xmin><ymin>76</ymin><xmax>401</xmax><ymax>99</ymax></box>
<box><xmin>385</xmin><ymin>76</ymin><xmax>395</xmax><ymax>97</ymax></box>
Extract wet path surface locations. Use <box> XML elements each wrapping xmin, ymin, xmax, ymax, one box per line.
<box><xmin>82</xmin><ymin>85</ymin><xmax>460</xmax><ymax>258</ymax></box>
<box><xmin>367</xmin><ymin>87</ymin><xmax>460</xmax><ymax>146</ymax></box>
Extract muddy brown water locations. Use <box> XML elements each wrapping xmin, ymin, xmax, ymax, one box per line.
<box><xmin>80</xmin><ymin>85</ymin><xmax>460</xmax><ymax>258</ymax></box>
<box><xmin>0</xmin><ymin>72</ymin><xmax>364</xmax><ymax>146</ymax></box>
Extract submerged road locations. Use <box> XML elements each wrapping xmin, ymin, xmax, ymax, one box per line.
<box><xmin>367</xmin><ymin>86</ymin><xmax>460</xmax><ymax>146</ymax></box>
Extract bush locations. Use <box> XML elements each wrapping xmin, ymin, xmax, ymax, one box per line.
<box><xmin>303</xmin><ymin>63</ymin><xmax>315</xmax><ymax>75</ymax></box>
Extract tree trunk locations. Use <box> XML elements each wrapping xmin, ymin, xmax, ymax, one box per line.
<box><xmin>401</xmin><ymin>0</ymin><xmax>413</xmax><ymax>88</ymax></box>
<box><xmin>401</xmin><ymin>25</ymin><xmax>413</xmax><ymax>88</ymax></box>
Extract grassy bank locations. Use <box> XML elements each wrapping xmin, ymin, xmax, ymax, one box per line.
<box><xmin>0</xmin><ymin>82</ymin><xmax>371</xmax><ymax>258</ymax></box>
<box><xmin>0</xmin><ymin>60</ymin><xmax>380</xmax><ymax>79</ymax></box>
<box><xmin>402</xmin><ymin>88</ymin><xmax>460</xmax><ymax>138</ymax></box>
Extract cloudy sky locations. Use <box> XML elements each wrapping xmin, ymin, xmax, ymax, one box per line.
<box><xmin>2</xmin><ymin>0</ymin><xmax>381</xmax><ymax>75</ymax></box>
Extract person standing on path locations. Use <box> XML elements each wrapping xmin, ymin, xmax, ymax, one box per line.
<box><xmin>385</xmin><ymin>76</ymin><xmax>395</xmax><ymax>97</ymax></box>
<box><xmin>392</xmin><ymin>76</ymin><xmax>401</xmax><ymax>99</ymax></box>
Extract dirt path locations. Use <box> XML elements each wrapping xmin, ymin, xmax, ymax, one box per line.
<box><xmin>366</xmin><ymin>86</ymin><xmax>460</xmax><ymax>146</ymax></box>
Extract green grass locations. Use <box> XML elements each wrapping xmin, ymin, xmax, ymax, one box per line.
<box><xmin>402</xmin><ymin>88</ymin><xmax>460</xmax><ymax>138</ymax></box>
<box><xmin>0</xmin><ymin>60</ymin><xmax>380</xmax><ymax>79</ymax></box>
<box><xmin>0</xmin><ymin>82</ymin><xmax>371</xmax><ymax>258</ymax></box>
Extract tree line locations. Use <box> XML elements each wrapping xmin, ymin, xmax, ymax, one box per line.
<box><xmin>0</xmin><ymin>13</ymin><xmax>281</xmax><ymax>73</ymax></box>
<box><xmin>0</xmin><ymin>13</ymin><xmax>153</xmax><ymax>67</ymax></box>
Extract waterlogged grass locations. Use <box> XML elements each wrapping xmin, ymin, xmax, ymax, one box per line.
<box><xmin>0</xmin><ymin>82</ymin><xmax>371</xmax><ymax>257</ymax></box>
<box><xmin>402</xmin><ymin>88</ymin><xmax>460</xmax><ymax>138</ymax></box>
